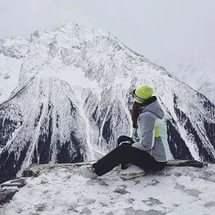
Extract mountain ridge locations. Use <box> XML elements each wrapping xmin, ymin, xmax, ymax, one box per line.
<box><xmin>0</xmin><ymin>24</ymin><xmax>215</xmax><ymax>184</ymax></box>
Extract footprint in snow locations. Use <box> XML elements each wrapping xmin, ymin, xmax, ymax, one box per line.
<box><xmin>174</xmin><ymin>183</ymin><xmax>201</xmax><ymax>197</ymax></box>
<box><xmin>124</xmin><ymin>207</ymin><xmax>166</xmax><ymax>215</ymax></box>
<box><xmin>204</xmin><ymin>201</ymin><xmax>215</xmax><ymax>208</ymax></box>
<box><xmin>142</xmin><ymin>197</ymin><xmax>163</xmax><ymax>206</ymax></box>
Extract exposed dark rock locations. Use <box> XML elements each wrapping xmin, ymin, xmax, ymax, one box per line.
<box><xmin>0</xmin><ymin>189</ymin><xmax>18</xmax><ymax>205</ymax></box>
<box><xmin>1</xmin><ymin>178</ymin><xmax>26</xmax><ymax>188</ymax></box>
<box><xmin>167</xmin><ymin>119</ymin><xmax>193</xmax><ymax>160</ymax></box>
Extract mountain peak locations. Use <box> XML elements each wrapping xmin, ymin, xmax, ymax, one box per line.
<box><xmin>0</xmin><ymin>24</ymin><xmax>215</xmax><ymax>184</ymax></box>
<box><xmin>0</xmin><ymin>37</ymin><xmax>29</xmax><ymax>59</ymax></box>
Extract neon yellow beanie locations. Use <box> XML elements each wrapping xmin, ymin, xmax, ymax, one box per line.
<box><xmin>135</xmin><ymin>85</ymin><xmax>153</xmax><ymax>103</ymax></box>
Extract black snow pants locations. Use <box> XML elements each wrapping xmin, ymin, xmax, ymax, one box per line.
<box><xmin>93</xmin><ymin>142</ymin><xmax>167</xmax><ymax>176</ymax></box>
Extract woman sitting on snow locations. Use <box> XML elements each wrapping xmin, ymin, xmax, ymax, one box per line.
<box><xmin>81</xmin><ymin>85</ymin><xmax>169</xmax><ymax>179</ymax></box>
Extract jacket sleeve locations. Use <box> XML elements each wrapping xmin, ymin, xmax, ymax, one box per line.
<box><xmin>138</xmin><ymin>112</ymin><xmax>156</xmax><ymax>151</ymax></box>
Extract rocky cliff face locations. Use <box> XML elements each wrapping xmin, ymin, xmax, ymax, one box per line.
<box><xmin>0</xmin><ymin>24</ymin><xmax>215</xmax><ymax>183</ymax></box>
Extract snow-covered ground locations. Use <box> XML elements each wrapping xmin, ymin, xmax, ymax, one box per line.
<box><xmin>1</xmin><ymin>164</ymin><xmax>215</xmax><ymax>215</ymax></box>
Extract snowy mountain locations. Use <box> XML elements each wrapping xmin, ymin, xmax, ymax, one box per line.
<box><xmin>1</xmin><ymin>163</ymin><xmax>215</xmax><ymax>215</ymax></box>
<box><xmin>0</xmin><ymin>24</ymin><xmax>215</xmax><ymax>184</ymax></box>
<box><xmin>168</xmin><ymin>60</ymin><xmax>215</xmax><ymax>104</ymax></box>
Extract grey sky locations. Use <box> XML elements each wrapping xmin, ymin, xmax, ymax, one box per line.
<box><xmin>0</xmin><ymin>0</ymin><xmax>215</xmax><ymax>69</ymax></box>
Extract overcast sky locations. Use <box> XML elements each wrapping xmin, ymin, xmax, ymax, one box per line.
<box><xmin>0</xmin><ymin>0</ymin><xmax>215</xmax><ymax>70</ymax></box>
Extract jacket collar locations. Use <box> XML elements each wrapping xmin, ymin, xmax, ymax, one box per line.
<box><xmin>140</xmin><ymin>96</ymin><xmax>157</xmax><ymax>107</ymax></box>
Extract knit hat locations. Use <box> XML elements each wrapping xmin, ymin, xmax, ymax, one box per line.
<box><xmin>134</xmin><ymin>85</ymin><xmax>153</xmax><ymax>103</ymax></box>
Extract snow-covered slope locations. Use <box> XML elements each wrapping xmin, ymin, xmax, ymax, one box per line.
<box><xmin>0</xmin><ymin>37</ymin><xmax>29</xmax><ymax>103</ymax></box>
<box><xmin>0</xmin><ymin>24</ymin><xmax>215</xmax><ymax>183</ymax></box>
<box><xmin>1</xmin><ymin>164</ymin><xmax>215</xmax><ymax>215</ymax></box>
<box><xmin>168</xmin><ymin>59</ymin><xmax>215</xmax><ymax>104</ymax></box>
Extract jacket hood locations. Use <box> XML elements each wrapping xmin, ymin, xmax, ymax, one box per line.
<box><xmin>141</xmin><ymin>100</ymin><xmax>164</xmax><ymax>119</ymax></box>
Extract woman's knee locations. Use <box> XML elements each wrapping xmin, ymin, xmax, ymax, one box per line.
<box><xmin>118</xmin><ymin>142</ymin><xmax>131</xmax><ymax>149</ymax></box>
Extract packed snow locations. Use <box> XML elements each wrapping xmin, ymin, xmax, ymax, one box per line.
<box><xmin>1</xmin><ymin>164</ymin><xmax>215</xmax><ymax>215</ymax></box>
